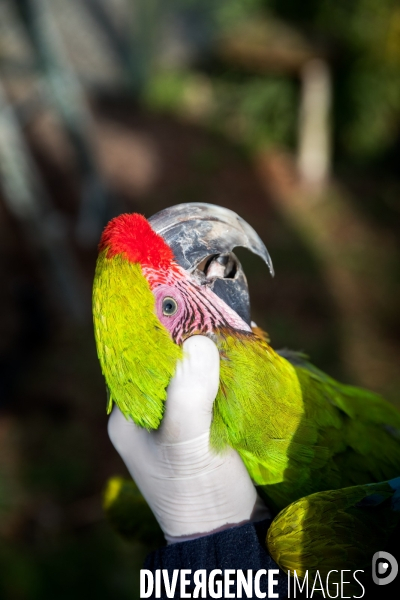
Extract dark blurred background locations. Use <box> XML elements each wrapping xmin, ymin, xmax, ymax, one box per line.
<box><xmin>0</xmin><ymin>1</ymin><xmax>400</xmax><ymax>598</ymax></box>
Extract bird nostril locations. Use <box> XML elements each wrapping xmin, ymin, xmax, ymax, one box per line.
<box><xmin>201</xmin><ymin>253</ymin><xmax>238</xmax><ymax>280</ymax></box>
<box><xmin>196</xmin><ymin>254</ymin><xmax>218</xmax><ymax>274</ymax></box>
<box><xmin>216</xmin><ymin>255</ymin><xmax>230</xmax><ymax>266</ymax></box>
<box><xmin>222</xmin><ymin>256</ymin><xmax>237</xmax><ymax>279</ymax></box>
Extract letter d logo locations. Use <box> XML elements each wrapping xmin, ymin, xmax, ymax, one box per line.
<box><xmin>372</xmin><ymin>551</ymin><xmax>398</xmax><ymax>586</ymax></box>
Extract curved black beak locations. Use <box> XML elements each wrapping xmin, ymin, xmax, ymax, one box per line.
<box><xmin>149</xmin><ymin>203</ymin><xmax>274</xmax><ymax>325</ymax></box>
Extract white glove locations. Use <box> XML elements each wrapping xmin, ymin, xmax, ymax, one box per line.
<box><xmin>108</xmin><ymin>335</ymin><xmax>270</xmax><ymax>543</ymax></box>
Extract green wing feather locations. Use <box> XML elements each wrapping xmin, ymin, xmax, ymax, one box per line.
<box><xmin>210</xmin><ymin>330</ymin><xmax>400</xmax><ymax>512</ymax></box>
<box><xmin>267</xmin><ymin>476</ymin><xmax>400</xmax><ymax>591</ymax></box>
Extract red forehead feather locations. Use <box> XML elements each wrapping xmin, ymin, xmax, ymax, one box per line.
<box><xmin>99</xmin><ymin>213</ymin><xmax>175</xmax><ymax>270</ymax></box>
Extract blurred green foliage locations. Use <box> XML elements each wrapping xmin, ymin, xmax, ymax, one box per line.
<box><xmin>148</xmin><ymin>0</ymin><xmax>400</xmax><ymax>163</ymax></box>
<box><xmin>144</xmin><ymin>71</ymin><xmax>296</xmax><ymax>150</ymax></box>
<box><xmin>268</xmin><ymin>0</ymin><xmax>400</xmax><ymax>162</ymax></box>
<box><xmin>103</xmin><ymin>477</ymin><xmax>164</xmax><ymax>547</ymax></box>
<box><xmin>0</xmin><ymin>525</ymin><xmax>147</xmax><ymax>600</ymax></box>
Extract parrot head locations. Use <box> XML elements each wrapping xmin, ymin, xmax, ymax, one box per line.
<box><xmin>93</xmin><ymin>203</ymin><xmax>273</xmax><ymax>428</ymax></box>
<box><xmin>99</xmin><ymin>212</ymin><xmax>252</xmax><ymax>344</ymax></box>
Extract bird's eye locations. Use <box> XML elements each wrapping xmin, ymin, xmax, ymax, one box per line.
<box><xmin>162</xmin><ymin>297</ymin><xmax>178</xmax><ymax>316</ymax></box>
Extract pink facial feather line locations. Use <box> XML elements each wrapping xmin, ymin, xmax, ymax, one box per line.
<box><xmin>143</xmin><ymin>264</ymin><xmax>251</xmax><ymax>345</ymax></box>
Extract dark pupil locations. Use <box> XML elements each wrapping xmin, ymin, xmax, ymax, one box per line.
<box><xmin>163</xmin><ymin>299</ymin><xmax>176</xmax><ymax>315</ymax></box>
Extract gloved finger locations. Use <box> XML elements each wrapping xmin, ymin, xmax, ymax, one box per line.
<box><xmin>108</xmin><ymin>404</ymin><xmax>151</xmax><ymax>461</ymax></box>
<box><xmin>159</xmin><ymin>335</ymin><xmax>220</xmax><ymax>443</ymax></box>
<box><xmin>108</xmin><ymin>336</ymin><xmax>219</xmax><ymax>456</ymax></box>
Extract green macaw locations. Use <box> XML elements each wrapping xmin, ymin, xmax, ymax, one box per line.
<box><xmin>93</xmin><ymin>203</ymin><xmax>400</xmax><ymax>576</ymax></box>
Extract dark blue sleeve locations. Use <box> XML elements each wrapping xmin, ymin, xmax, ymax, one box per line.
<box><xmin>143</xmin><ymin>519</ymin><xmax>288</xmax><ymax>599</ymax></box>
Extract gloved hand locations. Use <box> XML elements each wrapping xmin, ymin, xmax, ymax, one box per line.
<box><xmin>108</xmin><ymin>335</ymin><xmax>270</xmax><ymax>544</ymax></box>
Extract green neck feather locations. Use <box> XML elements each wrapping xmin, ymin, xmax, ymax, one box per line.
<box><xmin>211</xmin><ymin>332</ymin><xmax>304</xmax><ymax>493</ymax></box>
<box><xmin>93</xmin><ymin>252</ymin><xmax>182</xmax><ymax>428</ymax></box>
